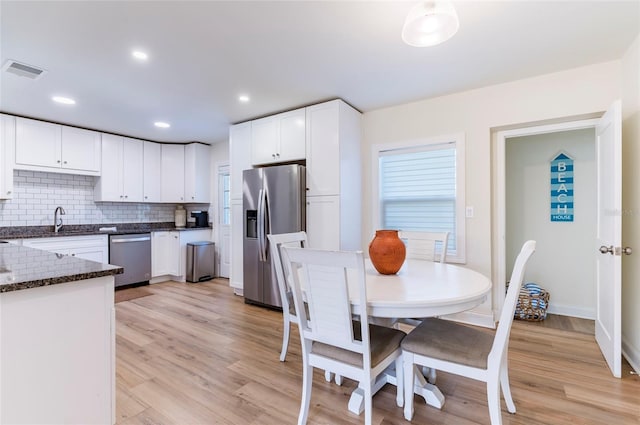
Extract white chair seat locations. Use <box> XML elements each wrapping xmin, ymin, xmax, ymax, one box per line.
<box><xmin>402</xmin><ymin>318</ymin><xmax>494</xmax><ymax>369</ymax></box>
<box><xmin>313</xmin><ymin>322</ymin><xmax>406</xmax><ymax>368</ymax></box>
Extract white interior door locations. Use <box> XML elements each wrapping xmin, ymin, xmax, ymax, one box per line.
<box><xmin>595</xmin><ymin>100</ymin><xmax>622</xmax><ymax>378</ymax></box>
<box><xmin>218</xmin><ymin>165</ymin><xmax>231</xmax><ymax>278</ymax></box>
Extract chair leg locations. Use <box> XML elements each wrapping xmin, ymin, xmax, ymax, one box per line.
<box><xmin>486</xmin><ymin>377</ymin><xmax>502</xmax><ymax>425</ymax></box>
<box><xmin>500</xmin><ymin>362</ymin><xmax>516</xmax><ymax>413</ymax></box>
<box><xmin>298</xmin><ymin>363</ymin><xmax>313</xmax><ymax>425</ymax></box>
<box><xmin>395</xmin><ymin>356</ymin><xmax>404</xmax><ymax>407</ymax></box>
<box><xmin>403</xmin><ymin>353</ymin><xmax>415</xmax><ymax>421</ymax></box>
<box><xmin>280</xmin><ymin>315</ymin><xmax>290</xmax><ymax>362</ymax></box>
<box><xmin>335</xmin><ymin>374</ymin><xmax>343</xmax><ymax>386</ymax></box>
<box><xmin>364</xmin><ymin>379</ymin><xmax>373</xmax><ymax>425</ymax></box>
<box><xmin>422</xmin><ymin>366</ymin><xmax>437</xmax><ymax>384</ymax></box>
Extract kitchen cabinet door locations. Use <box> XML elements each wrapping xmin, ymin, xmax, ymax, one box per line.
<box><xmin>15</xmin><ymin>117</ymin><xmax>61</xmax><ymax>169</ymax></box>
<box><xmin>95</xmin><ymin>134</ymin><xmax>123</xmax><ymax>201</ymax></box>
<box><xmin>230</xmin><ymin>122</ymin><xmax>252</xmax><ymax>200</ymax></box>
<box><xmin>122</xmin><ymin>138</ymin><xmax>143</xmax><ymax>202</ymax></box>
<box><xmin>143</xmin><ymin>141</ymin><xmax>161</xmax><ymax>202</ymax></box>
<box><xmin>0</xmin><ymin>114</ymin><xmax>15</xmax><ymax>199</ymax></box>
<box><xmin>184</xmin><ymin>143</ymin><xmax>210</xmax><ymax>203</ymax></box>
<box><xmin>305</xmin><ymin>102</ymin><xmax>341</xmax><ymax>196</ymax></box>
<box><xmin>278</xmin><ymin>108</ymin><xmax>306</xmax><ymax>162</ymax></box>
<box><xmin>152</xmin><ymin>231</ymin><xmax>180</xmax><ymax>277</ymax></box>
<box><xmin>60</xmin><ymin>126</ymin><xmax>101</xmax><ymax>173</ymax></box>
<box><xmin>306</xmin><ymin>195</ymin><xmax>341</xmax><ymax>251</ymax></box>
<box><xmin>251</xmin><ymin>115</ymin><xmax>279</xmax><ymax>165</ymax></box>
<box><xmin>161</xmin><ymin>144</ymin><xmax>185</xmax><ymax>202</ymax></box>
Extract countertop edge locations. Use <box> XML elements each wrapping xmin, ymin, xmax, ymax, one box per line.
<box><xmin>0</xmin><ymin>267</ymin><xmax>124</xmax><ymax>293</ymax></box>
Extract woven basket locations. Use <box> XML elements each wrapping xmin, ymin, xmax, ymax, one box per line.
<box><xmin>514</xmin><ymin>283</ymin><xmax>550</xmax><ymax>321</ymax></box>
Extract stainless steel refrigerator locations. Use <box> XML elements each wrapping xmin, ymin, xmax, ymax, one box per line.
<box><xmin>243</xmin><ymin>164</ymin><xmax>306</xmax><ymax>308</ymax></box>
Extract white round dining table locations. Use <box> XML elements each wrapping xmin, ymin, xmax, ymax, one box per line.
<box><xmin>344</xmin><ymin>258</ymin><xmax>493</xmax><ymax>415</ymax></box>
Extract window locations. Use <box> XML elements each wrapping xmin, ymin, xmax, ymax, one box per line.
<box><xmin>374</xmin><ymin>134</ymin><xmax>465</xmax><ymax>262</ymax></box>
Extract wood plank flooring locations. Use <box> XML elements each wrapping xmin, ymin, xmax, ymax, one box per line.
<box><xmin>115</xmin><ymin>279</ymin><xmax>640</xmax><ymax>425</ymax></box>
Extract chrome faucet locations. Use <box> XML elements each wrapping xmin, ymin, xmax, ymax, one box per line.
<box><xmin>54</xmin><ymin>206</ymin><xmax>66</xmax><ymax>233</ymax></box>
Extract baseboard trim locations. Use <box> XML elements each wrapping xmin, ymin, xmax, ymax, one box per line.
<box><xmin>622</xmin><ymin>336</ymin><xmax>640</xmax><ymax>374</ymax></box>
<box><xmin>547</xmin><ymin>304</ymin><xmax>595</xmax><ymax>320</ymax></box>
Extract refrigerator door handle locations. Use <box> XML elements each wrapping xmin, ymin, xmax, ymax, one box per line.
<box><xmin>257</xmin><ymin>188</ymin><xmax>266</xmax><ymax>262</ymax></box>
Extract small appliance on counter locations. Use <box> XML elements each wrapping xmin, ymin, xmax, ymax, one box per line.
<box><xmin>191</xmin><ymin>211</ymin><xmax>209</xmax><ymax>228</ymax></box>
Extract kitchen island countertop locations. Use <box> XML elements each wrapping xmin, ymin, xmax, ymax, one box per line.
<box><xmin>0</xmin><ymin>243</ymin><xmax>123</xmax><ymax>293</ymax></box>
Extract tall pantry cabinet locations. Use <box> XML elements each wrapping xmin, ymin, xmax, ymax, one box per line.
<box><xmin>228</xmin><ymin>99</ymin><xmax>361</xmax><ymax>293</ymax></box>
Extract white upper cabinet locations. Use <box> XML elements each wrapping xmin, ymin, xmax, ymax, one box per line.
<box><xmin>230</xmin><ymin>122</ymin><xmax>252</xmax><ymax>200</ymax></box>
<box><xmin>0</xmin><ymin>114</ymin><xmax>15</xmax><ymax>199</ymax></box>
<box><xmin>14</xmin><ymin>117</ymin><xmax>100</xmax><ymax>175</ymax></box>
<box><xmin>251</xmin><ymin>108</ymin><xmax>305</xmax><ymax>165</ymax></box>
<box><xmin>184</xmin><ymin>143</ymin><xmax>210</xmax><ymax>203</ymax></box>
<box><xmin>143</xmin><ymin>141</ymin><xmax>162</xmax><ymax>202</ymax></box>
<box><xmin>161</xmin><ymin>144</ymin><xmax>185</xmax><ymax>202</ymax></box>
<box><xmin>94</xmin><ymin>134</ymin><xmax>143</xmax><ymax>202</ymax></box>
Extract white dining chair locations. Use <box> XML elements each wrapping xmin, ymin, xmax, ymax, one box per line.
<box><xmin>267</xmin><ymin>232</ymin><xmax>308</xmax><ymax>362</ymax></box>
<box><xmin>282</xmin><ymin>246</ymin><xmax>406</xmax><ymax>425</ymax></box>
<box><xmin>401</xmin><ymin>240</ymin><xmax>536</xmax><ymax>424</ymax></box>
<box><xmin>399</xmin><ymin>231</ymin><xmax>449</xmax><ymax>263</ymax></box>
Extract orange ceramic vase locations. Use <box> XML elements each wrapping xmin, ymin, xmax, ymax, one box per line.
<box><xmin>368</xmin><ymin>230</ymin><xmax>406</xmax><ymax>275</ymax></box>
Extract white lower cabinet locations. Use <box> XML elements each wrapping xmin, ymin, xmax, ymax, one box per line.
<box><xmin>152</xmin><ymin>231</ymin><xmax>180</xmax><ymax>277</ymax></box>
<box><xmin>22</xmin><ymin>235</ymin><xmax>108</xmax><ymax>263</ymax></box>
<box><xmin>152</xmin><ymin>229</ymin><xmax>211</xmax><ymax>281</ymax></box>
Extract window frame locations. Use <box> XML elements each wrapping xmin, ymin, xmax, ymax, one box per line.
<box><xmin>371</xmin><ymin>133</ymin><xmax>466</xmax><ymax>263</ymax></box>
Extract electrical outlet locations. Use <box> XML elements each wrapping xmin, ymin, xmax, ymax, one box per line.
<box><xmin>465</xmin><ymin>206</ymin><xmax>474</xmax><ymax>218</ymax></box>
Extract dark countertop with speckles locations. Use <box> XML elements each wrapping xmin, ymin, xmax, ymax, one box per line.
<box><xmin>0</xmin><ymin>222</ymin><xmax>212</xmax><ymax>240</ymax></box>
<box><xmin>0</xmin><ymin>243</ymin><xmax>123</xmax><ymax>293</ymax></box>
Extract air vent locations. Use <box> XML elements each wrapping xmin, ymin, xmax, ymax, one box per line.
<box><xmin>2</xmin><ymin>60</ymin><xmax>47</xmax><ymax>80</ymax></box>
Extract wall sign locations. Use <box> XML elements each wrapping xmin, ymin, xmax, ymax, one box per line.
<box><xmin>550</xmin><ymin>152</ymin><xmax>574</xmax><ymax>222</ymax></box>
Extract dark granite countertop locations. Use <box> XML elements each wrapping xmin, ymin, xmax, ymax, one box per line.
<box><xmin>0</xmin><ymin>222</ymin><xmax>212</xmax><ymax>240</ymax></box>
<box><xmin>0</xmin><ymin>243</ymin><xmax>124</xmax><ymax>293</ymax></box>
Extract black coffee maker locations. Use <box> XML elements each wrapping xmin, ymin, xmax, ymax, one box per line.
<box><xmin>191</xmin><ymin>211</ymin><xmax>209</xmax><ymax>228</ymax></box>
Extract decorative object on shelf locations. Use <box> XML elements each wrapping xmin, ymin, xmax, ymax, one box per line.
<box><xmin>174</xmin><ymin>205</ymin><xmax>186</xmax><ymax>228</ymax></box>
<box><xmin>402</xmin><ymin>1</ymin><xmax>460</xmax><ymax>47</ymax></box>
<box><xmin>368</xmin><ymin>230</ymin><xmax>406</xmax><ymax>275</ymax></box>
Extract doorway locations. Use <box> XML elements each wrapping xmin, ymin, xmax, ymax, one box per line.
<box><xmin>217</xmin><ymin>164</ymin><xmax>231</xmax><ymax>278</ymax></box>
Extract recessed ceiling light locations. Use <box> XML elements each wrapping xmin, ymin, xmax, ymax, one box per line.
<box><xmin>52</xmin><ymin>96</ymin><xmax>76</xmax><ymax>105</ymax></box>
<box><xmin>132</xmin><ymin>50</ymin><xmax>148</xmax><ymax>61</ymax></box>
<box><xmin>238</xmin><ymin>95</ymin><xmax>250</xmax><ymax>103</ymax></box>
<box><xmin>154</xmin><ymin>121</ymin><xmax>170</xmax><ymax>128</ymax></box>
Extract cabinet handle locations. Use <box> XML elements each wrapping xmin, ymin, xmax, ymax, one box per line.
<box><xmin>272</xmin><ymin>153</ymin><xmax>276</xmax><ymax>158</ymax></box>
<box><xmin>191</xmin><ymin>196</ymin><xmax>195</xmax><ymax>200</ymax></box>
<box><xmin>6</xmin><ymin>191</ymin><xmax>11</xmax><ymax>194</ymax></box>
<box><xmin>276</xmin><ymin>153</ymin><xmax>280</xmax><ymax>157</ymax></box>
<box><xmin>71</xmin><ymin>253</ymin><xmax>76</xmax><ymax>256</ymax></box>
<box><xmin>125</xmin><ymin>195</ymin><xmax>128</xmax><ymax>199</ymax></box>
<box><xmin>120</xmin><ymin>195</ymin><xmax>124</xmax><ymax>199</ymax></box>
<box><xmin>57</xmin><ymin>160</ymin><xmax>61</xmax><ymax>164</ymax></box>
<box><xmin>145</xmin><ymin>196</ymin><xmax>148</xmax><ymax>199</ymax></box>
<box><xmin>63</xmin><ymin>161</ymin><xmax>67</xmax><ymax>164</ymax></box>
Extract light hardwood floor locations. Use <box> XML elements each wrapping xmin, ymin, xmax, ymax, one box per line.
<box><xmin>115</xmin><ymin>279</ymin><xmax>640</xmax><ymax>425</ymax></box>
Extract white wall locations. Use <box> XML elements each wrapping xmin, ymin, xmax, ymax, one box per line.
<box><xmin>621</xmin><ymin>33</ymin><xmax>640</xmax><ymax>372</ymax></box>
<box><xmin>506</xmin><ymin>129</ymin><xmax>596</xmax><ymax>319</ymax></box>
<box><xmin>362</xmin><ymin>61</ymin><xmax>621</xmax><ymax>320</ymax></box>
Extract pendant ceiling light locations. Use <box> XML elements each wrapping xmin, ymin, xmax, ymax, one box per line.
<box><xmin>402</xmin><ymin>1</ymin><xmax>459</xmax><ymax>47</ymax></box>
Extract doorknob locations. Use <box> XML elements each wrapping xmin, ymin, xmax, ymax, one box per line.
<box><xmin>622</xmin><ymin>247</ymin><xmax>633</xmax><ymax>255</ymax></box>
<box><xmin>599</xmin><ymin>245</ymin><xmax>614</xmax><ymax>255</ymax></box>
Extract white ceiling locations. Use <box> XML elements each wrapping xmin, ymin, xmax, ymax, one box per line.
<box><xmin>1</xmin><ymin>1</ymin><xmax>638</xmax><ymax>144</ymax></box>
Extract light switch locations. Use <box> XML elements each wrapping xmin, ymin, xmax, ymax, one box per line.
<box><xmin>465</xmin><ymin>206</ymin><xmax>474</xmax><ymax>218</ymax></box>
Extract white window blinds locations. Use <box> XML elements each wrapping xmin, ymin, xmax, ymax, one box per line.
<box><xmin>379</xmin><ymin>142</ymin><xmax>457</xmax><ymax>252</ymax></box>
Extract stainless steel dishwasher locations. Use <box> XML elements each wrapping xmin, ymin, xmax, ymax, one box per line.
<box><xmin>109</xmin><ymin>233</ymin><xmax>151</xmax><ymax>287</ymax></box>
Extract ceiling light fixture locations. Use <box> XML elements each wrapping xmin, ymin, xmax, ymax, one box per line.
<box><xmin>52</xmin><ymin>96</ymin><xmax>76</xmax><ymax>105</ymax></box>
<box><xmin>238</xmin><ymin>95</ymin><xmax>250</xmax><ymax>103</ymax></box>
<box><xmin>154</xmin><ymin>121</ymin><xmax>170</xmax><ymax>128</ymax></box>
<box><xmin>402</xmin><ymin>1</ymin><xmax>459</xmax><ymax>47</ymax></box>
<box><xmin>132</xmin><ymin>50</ymin><xmax>148</xmax><ymax>61</ymax></box>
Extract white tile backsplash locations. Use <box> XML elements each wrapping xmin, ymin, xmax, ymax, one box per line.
<box><xmin>0</xmin><ymin>170</ymin><xmax>187</xmax><ymax>227</ymax></box>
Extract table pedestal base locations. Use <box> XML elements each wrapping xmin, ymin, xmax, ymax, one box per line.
<box><xmin>347</xmin><ymin>365</ymin><xmax>444</xmax><ymax>415</ymax></box>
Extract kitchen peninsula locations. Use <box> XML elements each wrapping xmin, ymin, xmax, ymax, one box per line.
<box><xmin>0</xmin><ymin>242</ymin><xmax>122</xmax><ymax>424</ymax></box>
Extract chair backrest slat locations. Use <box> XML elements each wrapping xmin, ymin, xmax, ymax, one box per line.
<box><xmin>399</xmin><ymin>231</ymin><xmax>449</xmax><ymax>263</ymax></box>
